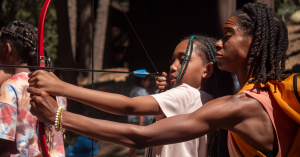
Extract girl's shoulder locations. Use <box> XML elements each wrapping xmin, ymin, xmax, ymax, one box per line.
<box><xmin>5</xmin><ymin>72</ymin><xmax>29</xmax><ymax>85</ymax></box>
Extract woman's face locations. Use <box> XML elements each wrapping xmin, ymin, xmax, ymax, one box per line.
<box><xmin>214</xmin><ymin>16</ymin><xmax>253</xmax><ymax>74</ymax></box>
<box><xmin>169</xmin><ymin>39</ymin><xmax>207</xmax><ymax>88</ymax></box>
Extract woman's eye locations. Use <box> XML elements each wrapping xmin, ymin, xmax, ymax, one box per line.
<box><xmin>224</xmin><ymin>34</ymin><xmax>231</xmax><ymax>40</ymax></box>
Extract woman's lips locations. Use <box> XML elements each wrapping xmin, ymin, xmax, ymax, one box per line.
<box><xmin>214</xmin><ymin>53</ymin><xmax>222</xmax><ymax>61</ymax></box>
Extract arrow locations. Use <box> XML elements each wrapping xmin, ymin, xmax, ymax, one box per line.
<box><xmin>0</xmin><ymin>64</ymin><xmax>160</xmax><ymax>78</ymax></box>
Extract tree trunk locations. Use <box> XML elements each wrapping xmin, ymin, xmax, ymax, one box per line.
<box><xmin>68</xmin><ymin>0</ymin><xmax>77</xmax><ymax>60</ymax></box>
<box><xmin>77</xmin><ymin>0</ymin><xmax>92</xmax><ymax>81</ymax></box>
<box><xmin>90</xmin><ymin>0</ymin><xmax>110</xmax><ymax>83</ymax></box>
<box><xmin>54</xmin><ymin>0</ymin><xmax>83</xmax><ymax>115</ymax></box>
<box><xmin>218</xmin><ymin>0</ymin><xmax>236</xmax><ymax>31</ymax></box>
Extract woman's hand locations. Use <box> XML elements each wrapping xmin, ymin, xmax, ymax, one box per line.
<box><xmin>28</xmin><ymin>70</ymin><xmax>66</xmax><ymax>96</ymax></box>
<box><xmin>27</xmin><ymin>87</ymin><xmax>58</xmax><ymax>125</ymax></box>
<box><xmin>155</xmin><ymin>72</ymin><xmax>170</xmax><ymax>93</ymax></box>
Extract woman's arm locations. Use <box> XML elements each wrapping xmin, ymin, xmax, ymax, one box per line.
<box><xmin>28</xmin><ymin>71</ymin><xmax>162</xmax><ymax>115</ymax></box>
<box><xmin>28</xmin><ymin>87</ymin><xmax>251</xmax><ymax>149</ymax></box>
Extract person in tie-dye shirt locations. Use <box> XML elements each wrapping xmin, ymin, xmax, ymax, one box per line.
<box><xmin>0</xmin><ymin>21</ymin><xmax>66</xmax><ymax>157</ymax></box>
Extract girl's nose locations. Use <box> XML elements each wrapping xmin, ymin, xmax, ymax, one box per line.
<box><xmin>170</xmin><ymin>63</ymin><xmax>178</xmax><ymax>73</ymax></box>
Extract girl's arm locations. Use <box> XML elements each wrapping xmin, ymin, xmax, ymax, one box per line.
<box><xmin>28</xmin><ymin>70</ymin><xmax>162</xmax><ymax>115</ymax></box>
<box><xmin>28</xmin><ymin>87</ymin><xmax>255</xmax><ymax>149</ymax></box>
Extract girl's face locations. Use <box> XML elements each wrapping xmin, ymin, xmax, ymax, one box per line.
<box><xmin>214</xmin><ymin>16</ymin><xmax>252</xmax><ymax>74</ymax></box>
<box><xmin>169</xmin><ymin>39</ymin><xmax>208</xmax><ymax>89</ymax></box>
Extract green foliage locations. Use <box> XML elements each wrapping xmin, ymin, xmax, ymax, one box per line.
<box><xmin>276</xmin><ymin>0</ymin><xmax>300</xmax><ymax>22</ymax></box>
<box><xmin>2</xmin><ymin>0</ymin><xmax>58</xmax><ymax>62</ymax></box>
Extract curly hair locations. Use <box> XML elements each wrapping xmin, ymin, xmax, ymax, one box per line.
<box><xmin>0</xmin><ymin>20</ymin><xmax>51</xmax><ymax>70</ymax></box>
<box><xmin>232</xmin><ymin>3</ymin><xmax>289</xmax><ymax>83</ymax></box>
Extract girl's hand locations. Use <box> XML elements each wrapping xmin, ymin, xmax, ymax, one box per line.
<box><xmin>155</xmin><ymin>72</ymin><xmax>170</xmax><ymax>93</ymax></box>
<box><xmin>28</xmin><ymin>87</ymin><xmax>58</xmax><ymax>125</ymax></box>
<box><xmin>28</xmin><ymin>70</ymin><xmax>66</xmax><ymax>96</ymax></box>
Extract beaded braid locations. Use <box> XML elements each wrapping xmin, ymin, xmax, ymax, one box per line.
<box><xmin>205</xmin><ymin>43</ymin><xmax>218</xmax><ymax>98</ymax></box>
<box><xmin>0</xmin><ymin>20</ymin><xmax>51</xmax><ymax>70</ymax></box>
<box><xmin>232</xmin><ymin>3</ymin><xmax>290</xmax><ymax>83</ymax></box>
<box><xmin>173</xmin><ymin>36</ymin><xmax>195</xmax><ymax>87</ymax></box>
<box><xmin>181</xmin><ymin>35</ymin><xmax>234</xmax><ymax>157</ymax></box>
<box><xmin>175</xmin><ymin>37</ymin><xmax>194</xmax><ymax>86</ymax></box>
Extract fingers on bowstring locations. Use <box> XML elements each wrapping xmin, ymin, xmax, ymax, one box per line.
<box><xmin>28</xmin><ymin>70</ymin><xmax>40</xmax><ymax>78</ymax></box>
<box><xmin>158</xmin><ymin>86</ymin><xmax>166</xmax><ymax>90</ymax></box>
<box><xmin>28</xmin><ymin>70</ymin><xmax>48</xmax><ymax>79</ymax></box>
<box><xmin>27</xmin><ymin>87</ymin><xmax>44</xmax><ymax>95</ymax></box>
<box><xmin>29</xmin><ymin>100</ymin><xmax>37</xmax><ymax>115</ymax></box>
<box><xmin>28</xmin><ymin>78</ymin><xmax>38</xmax><ymax>88</ymax></box>
<box><xmin>162</xmin><ymin>72</ymin><xmax>168</xmax><ymax>77</ymax></box>
<box><xmin>156</xmin><ymin>80</ymin><xmax>167</xmax><ymax>86</ymax></box>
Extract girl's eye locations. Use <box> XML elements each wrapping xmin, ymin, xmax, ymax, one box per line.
<box><xmin>180</xmin><ymin>58</ymin><xmax>185</xmax><ymax>64</ymax></box>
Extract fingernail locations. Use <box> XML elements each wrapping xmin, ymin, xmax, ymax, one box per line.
<box><xmin>162</xmin><ymin>78</ymin><xmax>167</xmax><ymax>81</ymax></box>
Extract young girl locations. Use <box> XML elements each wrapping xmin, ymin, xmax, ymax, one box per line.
<box><xmin>28</xmin><ymin>35</ymin><xmax>235</xmax><ymax>157</ymax></box>
<box><xmin>0</xmin><ymin>21</ymin><xmax>66</xmax><ymax>157</ymax></box>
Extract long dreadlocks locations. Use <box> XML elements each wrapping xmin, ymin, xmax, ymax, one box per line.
<box><xmin>232</xmin><ymin>3</ymin><xmax>289</xmax><ymax>84</ymax></box>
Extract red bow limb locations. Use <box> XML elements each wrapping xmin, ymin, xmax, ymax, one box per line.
<box><xmin>38</xmin><ymin>0</ymin><xmax>51</xmax><ymax>156</ymax></box>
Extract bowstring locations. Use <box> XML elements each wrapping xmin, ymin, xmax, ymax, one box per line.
<box><xmin>117</xmin><ymin>1</ymin><xmax>159</xmax><ymax>156</ymax></box>
<box><xmin>117</xmin><ymin>0</ymin><xmax>158</xmax><ymax>73</ymax></box>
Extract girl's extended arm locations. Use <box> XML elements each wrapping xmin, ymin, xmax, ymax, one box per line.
<box><xmin>28</xmin><ymin>87</ymin><xmax>256</xmax><ymax>149</ymax></box>
<box><xmin>28</xmin><ymin>70</ymin><xmax>162</xmax><ymax>115</ymax></box>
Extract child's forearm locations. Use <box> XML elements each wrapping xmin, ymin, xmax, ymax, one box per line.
<box><xmin>61</xmin><ymin>83</ymin><xmax>160</xmax><ymax>115</ymax></box>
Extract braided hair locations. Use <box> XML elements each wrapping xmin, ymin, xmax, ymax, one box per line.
<box><xmin>174</xmin><ymin>35</ymin><xmax>234</xmax><ymax>157</ymax></box>
<box><xmin>0</xmin><ymin>20</ymin><xmax>51</xmax><ymax>70</ymax></box>
<box><xmin>232</xmin><ymin>3</ymin><xmax>289</xmax><ymax>83</ymax></box>
<box><xmin>179</xmin><ymin>35</ymin><xmax>235</xmax><ymax>98</ymax></box>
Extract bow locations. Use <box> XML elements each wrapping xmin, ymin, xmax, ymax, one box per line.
<box><xmin>34</xmin><ymin>1</ymin><xmax>159</xmax><ymax>157</ymax></box>
<box><xmin>37</xmin><ymin>0</ymin><xmax>51</xmax><ymax>156</ymax></box>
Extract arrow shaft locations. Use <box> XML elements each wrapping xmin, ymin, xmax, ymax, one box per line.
<box><xmin>0</xmin><ymin>64</ymin><xmax>159</xmax><ymax>76</ymax></box>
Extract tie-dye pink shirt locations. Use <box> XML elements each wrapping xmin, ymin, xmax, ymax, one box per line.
<box><xmin>0</xmin><ymin>72</ymin><xmax>66</xmax><ymax>157</ymax></box>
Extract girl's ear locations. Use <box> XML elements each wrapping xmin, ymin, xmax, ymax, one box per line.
<box><xmin>4</xmin><ymin>43</ymin><xmax>12</xmax><ymax>57</ymax></box>
<box><xmin>202</xmin><ymin>62</ymin><xmax>214</xmax><ymax>78</ymax></box>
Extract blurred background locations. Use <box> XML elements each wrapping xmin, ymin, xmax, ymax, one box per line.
<box><xmin>1</xmin><ymin>0</ymin><xmax>300</xmax><ymax>156</ymax></box>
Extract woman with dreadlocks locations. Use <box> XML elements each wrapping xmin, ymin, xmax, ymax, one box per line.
<box><xmin>29</xmin><ymin>2</ymin><xmax>300</xmax><ymax>157</ymax></box>
<box><xmin>0</xmin><ymin>21</ymin><xmax>66</xmax><ymax>157</ymax></box>
<box><xmin>27</xmin><ymin>35</ymin><xmax>234</xmax><ymax>157</ymax></box>
<box><xmin>155</xmin><ymin>3</ymin><xmax>299</xmax><ymax>157</ymax></box>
